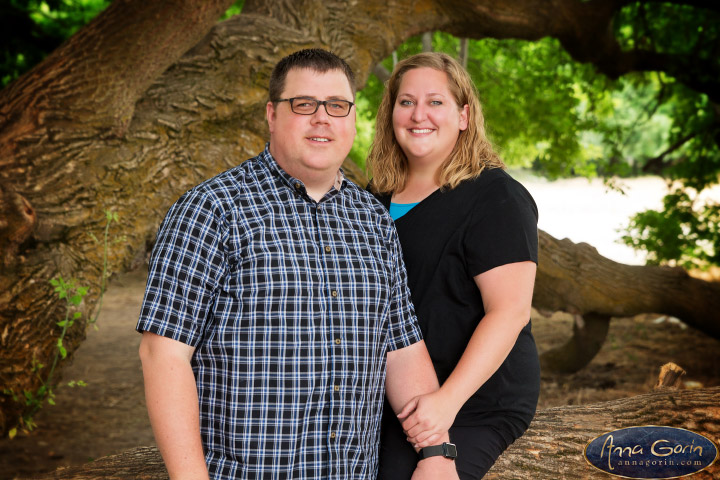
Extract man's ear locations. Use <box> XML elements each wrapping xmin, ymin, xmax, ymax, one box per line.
<box><xmin>266</xmin><ymin>101</ymin><xmax>276</xmax><ymax>133</ymax></box>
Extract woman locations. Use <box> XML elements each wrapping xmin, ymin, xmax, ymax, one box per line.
<box><xmin>367</xmin><ymin>52</ymin><xmax>540</xmax><ymax>479</ymax></box>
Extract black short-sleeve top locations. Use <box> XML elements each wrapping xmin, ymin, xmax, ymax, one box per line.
<box><xmin>374</xmin><ymin>167</ymin><xmax>541</xmax><ymax>429</ymax></box>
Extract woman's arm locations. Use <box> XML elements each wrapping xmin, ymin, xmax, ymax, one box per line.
<box><xmin>398</xmin><ymin>261</ymin><xmax>537</xmax><ymax>446</ymax></box>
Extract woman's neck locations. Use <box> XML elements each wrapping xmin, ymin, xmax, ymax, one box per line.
<box><xmin>393</xmin><ymin>169</ymin><xmax>440</xmax><ymax>204</ymax></box>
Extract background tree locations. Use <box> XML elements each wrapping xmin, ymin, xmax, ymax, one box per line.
<box><xmin>1</xmin><ymin>0</ymin><xmax>719</xmax><ymax>436</ymax></box>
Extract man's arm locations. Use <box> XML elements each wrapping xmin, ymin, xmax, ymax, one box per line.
<box><xmin>139</xmin><ymin>332</ymin><xmax>209</xmax><ymax>480</ymax></box>
<box><xmin>385</xmin><ymin>340</ymin><xmax>438</xmax><ymax>414</ymax></box>
<box><xmin>386</xmin><ymin>340</ymin><xmax>459</xmax><ymax>479</ymax></box>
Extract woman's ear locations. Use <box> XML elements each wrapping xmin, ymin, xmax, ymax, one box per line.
<box><xmin>459</xmin><ymin>104</ymin><xmax>469</xmax><ymax>131</ymax></box>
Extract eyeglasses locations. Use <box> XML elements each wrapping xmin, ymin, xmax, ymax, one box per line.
<box><xmin>275</xmin><ymin>97</ymin><xmax>354</xmax><ymax>117</ymax></box>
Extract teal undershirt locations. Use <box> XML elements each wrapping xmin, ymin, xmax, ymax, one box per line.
<box><xmin>389</xmin><ymin>202</ymin><xmax>419</xmax><ymax>220</ymax></box>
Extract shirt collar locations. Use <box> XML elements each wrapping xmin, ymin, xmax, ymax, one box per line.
<box><xmin>260</xmin><ymin>143</ymin><xmax>347</xmax><ymax>200</ymax></box>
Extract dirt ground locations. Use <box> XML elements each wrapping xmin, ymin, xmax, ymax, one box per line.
<box><xmin>1</xmin><ymin>268</ymin><xmax>719</xmax><ymax>480</ymax></box>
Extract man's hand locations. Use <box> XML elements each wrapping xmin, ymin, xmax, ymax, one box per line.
<box><xmin>411</xmin><ymin>456</ymin><xmax>460</xmax><ymax>480</ymax></box>
<box><xmin>398</xmin><ymin>390</ymin><xmax>459</xmax><ymax>448</ymax></box>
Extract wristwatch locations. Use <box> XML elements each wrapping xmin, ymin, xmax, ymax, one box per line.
<box><xmin>418</xmin><ymin>442</ymin><xmax>457</xmax><ymax>460</ymax></box>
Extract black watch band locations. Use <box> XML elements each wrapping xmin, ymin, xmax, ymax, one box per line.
<box><xmin>418</xmin><ymin>442</ymin><xmax>457</xmax><ymax>460</ymax></box>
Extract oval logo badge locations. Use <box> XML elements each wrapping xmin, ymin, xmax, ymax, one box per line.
<box><xmin>585</xmin><ymin>426</ymin><xmax>718</xmax><ymax>479</ymax></box>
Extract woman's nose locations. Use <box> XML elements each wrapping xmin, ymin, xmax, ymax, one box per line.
<box><xmin>411</xmin><ymin>104</ymin><xmax>426</xmax><ymax>122</ymax></box>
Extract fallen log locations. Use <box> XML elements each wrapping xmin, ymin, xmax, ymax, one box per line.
<box><xmin>535</xmin><ymin>234</ymin><xmax>720</xmax><ymax>373</ymax></box>
<box><xmin>29</xmin><ymin>387</ymin><xmax>720</xmax><ymax>480</ymax></box>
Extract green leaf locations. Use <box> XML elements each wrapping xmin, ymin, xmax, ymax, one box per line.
<box><xmin>8</xmin><ymin>428</ymin><xmax>17</xmax><ymax>440</ymax></box>
<box><xmin>47</xmin><ymin>398</ymin><xmax>55</xmax><ymax>406</ymax></box>
<box><xmin>73</xmin><ymin>312</ymin><xmax>82</xmax><ymax>319</ymax></box>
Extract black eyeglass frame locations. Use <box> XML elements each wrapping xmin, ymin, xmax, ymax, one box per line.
<box><xmin>274</xmin><ymin>97</ymin><xmax>355</xmax><ymax>117</ymax></box>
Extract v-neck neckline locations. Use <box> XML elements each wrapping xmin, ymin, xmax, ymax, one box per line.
<box><xmin>390</xmin><ymin>187</ymin><xmax>443</xmax><ymax>223</ymax></box>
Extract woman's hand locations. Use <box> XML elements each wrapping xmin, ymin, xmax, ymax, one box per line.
<box><xmin>397</xmin><ymin>390</ymin><xmax>458</xmax><ymax>448</ymax></box>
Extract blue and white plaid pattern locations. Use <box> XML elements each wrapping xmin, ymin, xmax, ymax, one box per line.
<box><xmin>137</xmin><ymin>145</ymin><xmax>422</xmax><ymax>479</ymax></box>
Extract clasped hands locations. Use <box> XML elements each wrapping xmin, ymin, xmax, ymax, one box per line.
<box><xmin>399</xmin><ymin>390</ymin><xmax>460</xmax><ymax>479</ymax></box>
<box><xmin>396</xmin><ymin>390</ymin><xmax>457</xmax><ymax>449</ymax></box>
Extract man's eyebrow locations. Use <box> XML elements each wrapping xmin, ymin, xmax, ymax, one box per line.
<box><xmin>293</xmin><ymin>95</ymin><xmax>352</xmax><ymax>101</ymax></box>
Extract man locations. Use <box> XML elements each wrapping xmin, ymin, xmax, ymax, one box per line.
<box><xmin>137</xmin><ymin>49</ymin><xmax>456</xmax><ymax>479</ymax></box>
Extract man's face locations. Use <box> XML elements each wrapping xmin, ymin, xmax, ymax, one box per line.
<box><xmin>266</xmin><ymin>68</ymin><xmax>356</xmax><ymax>184</ymax></box>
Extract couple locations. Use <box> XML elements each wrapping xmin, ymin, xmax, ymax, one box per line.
<box><xmin>137</xmin><ymin>48</ymin><xmax>540</xmax><ymax>480</ymax></box>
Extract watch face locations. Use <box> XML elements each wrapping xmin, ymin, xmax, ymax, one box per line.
<box><xmin>444</xmin><ymin>443</ymin><xmax>458</xmax><ymax>458</ymax></box>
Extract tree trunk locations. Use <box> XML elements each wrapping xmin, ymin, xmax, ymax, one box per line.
<box><xmin>2</xmin><ymin>0</ymin><xmax>719</xmax><ymax>435</ymax></box>
<box><xmin>27</xmin><ymin>387</ymin><xmax>720</xmax><ymax>479</ymax></box>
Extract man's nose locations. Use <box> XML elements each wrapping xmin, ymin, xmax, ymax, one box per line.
<box><xmin>311</xmin><ymin>102</ymin><xmax>331</xmax><ymax>123</ymax></box>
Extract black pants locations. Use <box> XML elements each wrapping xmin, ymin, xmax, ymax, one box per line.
<box><xmin>376</xmin><ymin>407</ymin><xmax>521</xmax><ymax>480</ymax></box>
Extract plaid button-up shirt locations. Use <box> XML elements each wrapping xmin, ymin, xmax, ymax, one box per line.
<box><xmin>137</xmin><ymin>146</ymin><xmax>422</xmax><ymax>479</ymax></box>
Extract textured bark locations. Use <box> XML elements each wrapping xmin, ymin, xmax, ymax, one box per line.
<box><xmin>539</xmin><ymin>312</ymin><xmax>612</xmax><ymax>373</ymax></box>
<box><xmin>534</xmin><ymin>233</ymin><xmax>720</xmax><ymax>372</ymax></box>
<box><xmin>1</xmin><ymin>0</ymin><xmax>719</xmax><ymax>435</ymax></box>
<box><xmin>534</xmin><ymin>233</ymin><xmax>720</xmax><ymax>339</ymax></box>
<box><xmin>28</xmin><ymin>388</ymin><xmax>720</xmax><ymax>479</ymax></box>
<box><xmin>486</xmin><ymin>386</ymin><xmax>720</xmax><ymax>480</ymax></box>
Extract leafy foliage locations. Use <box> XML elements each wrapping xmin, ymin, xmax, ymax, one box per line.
<box><xmin>0</xmin><ymin>0</ymin><xmax>245</xmax><ymax>87</ymax></box>
<box><xmin>1</xmin><ymin>0</ymin><xmax>110</xmax><ymax>87</ymax></box>
<box><xmin>621</xmin><ymin>187</ymin><xmax>719</xmax><ymax>269</ymax></box>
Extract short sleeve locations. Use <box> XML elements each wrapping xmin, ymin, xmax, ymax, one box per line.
<box><xmin>136</xmin><ymin>188</ymin><xmax>227</xmax><ymax>347</ymax></box>
<box><xmin>385</xmin><ymin>223</ymin><xmax>424</xmax><ymax>351</ymax></box>
<box><xmin>464</xmin><ymin>178</ymin><xmax>539</xmax><ymax>277</ymax></box>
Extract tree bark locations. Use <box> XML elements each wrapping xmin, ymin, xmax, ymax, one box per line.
<box><xmin>1</xmin><ymin>0</ymin><xmax>719</xmax><ymax>435</ymax></box>
<box><xmin>486</xmin><ymin>386</ymin><xmax>720</xmax><ymax>479</ymax></box>
<box><xmin>539</xmin><ymin>312</ymin><xmax>612</xmax><ymax>373</ymax></box>
<box><xmin>534</xmin><ymin>233</ymin><xmax>720</xmax><ymax>340</ymax></box>
<box><xmin>27</xmin><ymin>387</ymin><xmax>720</xmax><ymax>479</ymax></box>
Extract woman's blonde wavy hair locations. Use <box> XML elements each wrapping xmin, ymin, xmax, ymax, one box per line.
<box><xmin>367</xmin><ymin>52</ymin><xmax>504</xmax><ymax>194</ymax></box>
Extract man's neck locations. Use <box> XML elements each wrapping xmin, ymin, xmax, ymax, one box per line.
<box><xmin>304</xmin><ymin>170</ymin><xmax>343</xmax><ymax>201</ymax></box>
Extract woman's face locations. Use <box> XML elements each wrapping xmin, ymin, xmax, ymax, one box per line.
<box><xmin>392</xmin><ymin>67</ymin><xmax>468</xmax><ymax>171</ymax></box>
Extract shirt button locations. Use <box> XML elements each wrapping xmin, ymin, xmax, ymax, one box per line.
<box><xmin>334</xmin><ymin>385</ymin><xmax>340</xmax><ymax>391</ymax></box>
<box><xmin>294</xmin><ymin>182</ymin><xmax>302</xmax><ymax>189</ymax></box>
<box><xmin>330</xmin><ymin>432</ymin><xmax>336</xmax><ymax>439</ymax></box>
<box><xmin>331</xmin><ymin>290</ymin><xmax>338</xmax><ymax>297</ymax></box>
<box><xmin>334</xmin><ymin>338</ymin><xmax>341</xmax><ymax>345</ymax></box>
<box><xmin>324</xmin><ymin>245</ymin><xmax>331</xmax><ymax>253</ymax></box>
